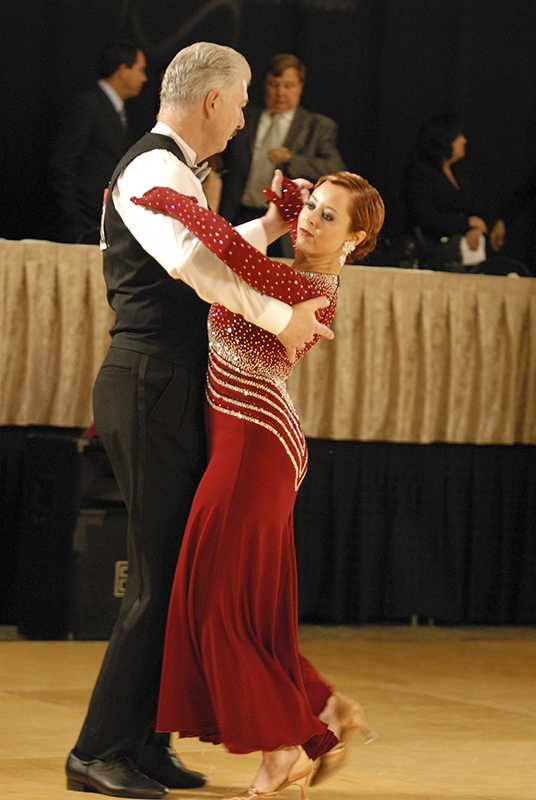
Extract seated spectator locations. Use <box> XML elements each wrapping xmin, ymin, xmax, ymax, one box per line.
<box><xmin>404</xmin><ymin>113</ymin><xmax>529</xmax><ymax>275</ymax></box>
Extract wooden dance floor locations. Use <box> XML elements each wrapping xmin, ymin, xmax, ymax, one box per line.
<box><xmin>1</xmin><ymin>624</ymin><xmax>535</xmax><ymax>799</ymax></box>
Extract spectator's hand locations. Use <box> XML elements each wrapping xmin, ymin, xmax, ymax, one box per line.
<box><xmin>269</xmin><ymin>146</ymin><xmax>293</xmax><ymax>165</ymax></box>
<box><xmin>468</xmin><ymin>215</ymin><xmax>488</xmax><ymax>234</ymax></box>
<box><xmin>278</xmin><ymin>296</ymin><xmax>334</xmax><ymax>362</ymax></box>
<box><xmin>490</xmin><ymin>219</ymin><xmax>506</xmax><ymax>252</ymax></box>
<box><xmin>465</xmin><ymin>227</ymin><xmax>483</xmax><ymax>251</ymax></box>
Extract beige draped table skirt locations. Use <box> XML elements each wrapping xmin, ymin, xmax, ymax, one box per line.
<box><xmin>287</xmin><ymin>265</ymin><xmax>536</xmax><ymax>445</ymax></box>
<box><xmin>2</xmin><ymin>238</ymin><xmax>536</xmax><ymax>444</ymax></box>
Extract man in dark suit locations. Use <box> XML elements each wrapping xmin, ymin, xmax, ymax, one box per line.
<box><xmin>50</xmin><ymin>40</ymin><xmax>147</xmax><ymax>243</ymax></box>
<box><xmin>219</xmin><ymin>53</ymin><xmax>345</xmax><ymax>255</ymax></box>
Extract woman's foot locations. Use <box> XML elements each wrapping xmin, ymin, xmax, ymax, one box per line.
<box><xmin>224</xmin><ymin>746</ymin><xmax>312</xmax><ymax>799</ymax></box>
<box><xmin>251</xmin><ymin>748</ymin><xmax>303</xmax><ymax>794</ymax></box>
<box><xmin>312</xmin><ymin>693</ymin><xmax>378</xmax><ymax>786</ymax></box>
<box><xmin>319</xmin><ymin>692</ymin><xmax>377</xmax><ymax>742</ymax></box>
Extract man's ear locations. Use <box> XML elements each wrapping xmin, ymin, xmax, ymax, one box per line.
<box><xmin>204</xmin><ymin>89</ymin><xmax>220</xmax><ymax>117</ymax></box>
<box><xmin>116</xmin><ymin>63</ymin><xmax>130</xmax><ymax>80</ymax></box>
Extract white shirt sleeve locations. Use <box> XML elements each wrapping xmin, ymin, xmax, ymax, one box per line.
<box><xmin>112</xmin><ymin>148</ymin><xmax>292</xmax><ymax>335</ymax></box>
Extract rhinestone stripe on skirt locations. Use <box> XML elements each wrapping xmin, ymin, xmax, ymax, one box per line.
<box><xmin>206</xmin><ymin>350</ymin><xmax>308</xmax><ymax>491</ymax></box>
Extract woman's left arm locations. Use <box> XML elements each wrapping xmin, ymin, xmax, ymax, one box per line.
<box><xmin>131</xmin><ymin>185</ymin><xmax>319</xmax><ymax>305</ymax></box>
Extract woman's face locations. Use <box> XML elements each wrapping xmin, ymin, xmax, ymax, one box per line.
<box><xmin>295</xmin><ymin>181</ymin><xmax>358</xmax><ymax>261</ymax></box>
<box><xmin>449</xmin><ymin>133</ymin><xmax>467</xmax><ymax>163</ymax></box>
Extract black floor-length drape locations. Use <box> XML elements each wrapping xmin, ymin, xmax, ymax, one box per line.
<box><xmin>294</xmin><ymin>440</ymin><xmax>536</xmax><ymax>626</ymax></box>
<box><xmin>4</xmin><ymin>429</ymin><xmax>535</xmax><ymax>628</ymax></box>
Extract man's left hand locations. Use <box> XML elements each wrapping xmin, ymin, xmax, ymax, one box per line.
<box><xmin>269</xmin><ymin>169</ymin><xmax>312</xmax><ymax>203</ymax></box>
<box><xmin>261</xmin><ymin>170</ymin><xmax>312</xmax><ymax>244</ymax></box>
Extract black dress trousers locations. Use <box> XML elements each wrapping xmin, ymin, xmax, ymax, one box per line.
<box><xmin>76</xmin><ymin>345</ymin><xmax>207</xmax><ymax>760</ymax></box>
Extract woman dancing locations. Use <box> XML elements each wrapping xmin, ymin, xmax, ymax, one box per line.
<box><xmin>131</xmin><ymin>169</ymin><xmax>384</xmax><ymax>799</ymax></box>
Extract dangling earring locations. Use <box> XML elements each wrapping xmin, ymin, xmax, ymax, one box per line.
<box><xmin>339</xmin><ymin>240</ymin><xmax>355</xmax><ymax>267</ymax></box>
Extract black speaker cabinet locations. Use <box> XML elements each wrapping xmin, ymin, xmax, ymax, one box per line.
<box><xmin>70</xmin><ymin>507</ymin><xmax>128</xmax><ymax>640</ymax></box>
<box><xmin>15</xmin><ymin>433</ymin><xmax>81</xmax><ymax>639</ymax></box>
<box><xmin>14</xmin><ymin>431</ymin><xmax>128</xmax><ymax>640</ymax></box>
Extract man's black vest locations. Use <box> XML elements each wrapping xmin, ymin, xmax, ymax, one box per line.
<box><xmin>102</xmin><ymin>133</ymin><xmax>209</xmax><ymax>377</ymax></box>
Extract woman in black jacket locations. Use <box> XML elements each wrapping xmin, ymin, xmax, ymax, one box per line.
<box><xmin>404</xmin><ymin>113</ymin><xmax>527</xmax><ymax>275</ymax></box>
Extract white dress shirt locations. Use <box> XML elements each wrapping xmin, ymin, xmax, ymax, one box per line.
<box><xmin>111</xmin><ymin>122</ymin><xmax>292</xmax><ymax>335</ymax></box>
<box><xmin>98</xmin><ymin>79</ymin><xmax>124</xmax><ymax>115</ymax></box>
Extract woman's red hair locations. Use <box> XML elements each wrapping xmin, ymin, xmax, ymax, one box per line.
<box><xmin>315</xmin><ymin>171</ymin><xmax>385</xmax><ymax>262</ymax></box>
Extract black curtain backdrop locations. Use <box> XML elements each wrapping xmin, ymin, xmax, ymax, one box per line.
<box><xmin>2</xmin><ymin>0</ymin><xmax>536</xmax><ymax>256</ymax></box>
<box><xmin>3</xmin><ymin>429</ymin><xmax>535</xmax><ymax>628</ymax></box>
<box><xmin>294</xmin><ymin>440</ymin><xmax>536</xmax><ymax>626</ymax></box>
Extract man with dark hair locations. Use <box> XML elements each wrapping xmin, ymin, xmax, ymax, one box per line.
<box><xmin>98</xmin><ymin>40</ymin><xmax>141</xmax><ymax>79</ymax></box>
<box><xmin>219</xmin><ymin>53</ymin><xmax>345</xmax><ymax>255</ymax></box>
<box><xmin>50</xmin><ymin>40</ymin><xmax>147</xmax><ymax>243</ymax></box>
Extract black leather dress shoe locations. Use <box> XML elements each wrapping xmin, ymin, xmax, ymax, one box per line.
<box><xmin>138</xmin><ymin>743</ymin><xmax>208</xmax><ymax>789</ymax></box>
<box><xmin>66</xmin><ymin>751</ymin><xmax>168</xmax><ymax>798</ymax></box>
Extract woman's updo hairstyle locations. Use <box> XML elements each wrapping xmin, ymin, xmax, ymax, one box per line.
<box><xmin>315</xmin><ymin>171</ymin><xmax>385</xmax><ymax>263</ymax></box>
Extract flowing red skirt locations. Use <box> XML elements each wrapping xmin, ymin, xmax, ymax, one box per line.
<box><xmin>156</xmin><ymin>401</ymin><xmax>337</xmax><ymax>759</ymax></box>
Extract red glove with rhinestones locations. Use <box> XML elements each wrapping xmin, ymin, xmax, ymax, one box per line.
<box><xmin>263</xmin><ymin>177</ymin><xmax>303</xmax><ymax>254</ymax></box>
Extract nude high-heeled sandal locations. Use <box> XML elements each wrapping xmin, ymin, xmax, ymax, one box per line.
<box><xmin>311</xmin><ymin>693</ymin><xmax>378</xmax><ymax>786</ymax></box>
<box><xmin>223</xmin><ymin>746</ymin><xmax>313</xmax><ymax>800</ymax></box>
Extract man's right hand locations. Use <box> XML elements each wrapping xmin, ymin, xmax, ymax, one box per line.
<box><xmin>277</xmin><ymin>296</ymin><xmax>334</xmax><ymax>361</ymax></box>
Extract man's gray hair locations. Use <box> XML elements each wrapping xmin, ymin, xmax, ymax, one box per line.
<box><xmin>160</xmin><ymin>42</ymin><xmax>251</xmax><ymax>111</ymax></box>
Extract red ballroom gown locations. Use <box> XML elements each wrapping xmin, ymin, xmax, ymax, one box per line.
<box><xmin>131</xmin><ymin>183</ymin><xmax>340</xmax><ymax>760</ymax></box>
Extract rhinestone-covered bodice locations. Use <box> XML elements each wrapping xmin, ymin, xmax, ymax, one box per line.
<box><xmin>206</xmin><ymin>272</ymin><xmax>338</xmax><ymax>489</ymax></box>
<box><xmin>208</xmin><ymin>271</ymin><xmax>339</xmax><ymax>382</ymax></box>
